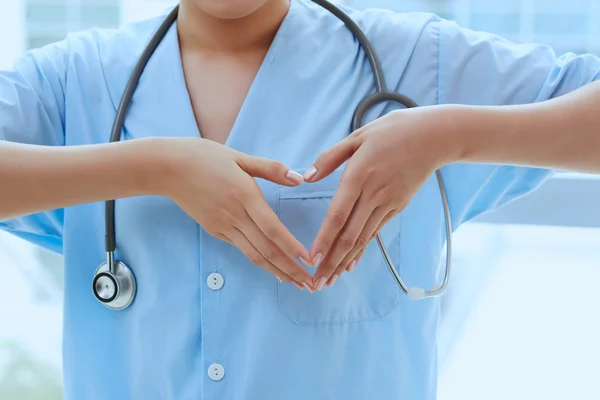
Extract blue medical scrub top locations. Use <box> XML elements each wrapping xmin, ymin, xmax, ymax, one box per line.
<box><xmin>1</xmin><ymin>1</ymin><xmax>599</xmax><ymax>399</ymax></box>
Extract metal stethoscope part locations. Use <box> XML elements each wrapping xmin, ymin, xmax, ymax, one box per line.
<box><xmin>92</xmin><ymin>0</ymin><xmax>453</xmax><ymax>309</ymax></box>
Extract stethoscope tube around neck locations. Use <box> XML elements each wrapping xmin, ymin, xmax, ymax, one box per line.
<box><xmin>99</xmin><ymin>1</ymin><xmax>453</xmax><ymax>309</ymax></box>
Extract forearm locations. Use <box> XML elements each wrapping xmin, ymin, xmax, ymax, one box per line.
<box><xmin>452</xmin><ymin>80</ymin><xmax>600</xmax><ymax>173</ymax></box>
<box><xmin>0</xmin><ymin>138</ymin><xmax>165</xmax><ymax>221</ymax></box>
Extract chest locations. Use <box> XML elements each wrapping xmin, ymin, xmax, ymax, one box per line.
<box><xmin>61</xmin><ymin>32</ymin><xmax>450</xmax><ymax>334</ymax></box>
<box><xmin>180</xmin><ymin>49</ymin><xmax>267</xmax><ymax>145</ymax></box>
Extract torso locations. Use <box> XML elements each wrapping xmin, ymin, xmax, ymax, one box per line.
<box><xmin>58</xmin><ymin>5</ymin><xmax>447</xmax><ymax>399</ymax></box>
<box><xmin>180</xmin><ymin>47</ymin><xmax>269</xmax><ymax>144</ymax></box>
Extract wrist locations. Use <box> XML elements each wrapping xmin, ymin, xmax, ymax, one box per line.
<box><xmin>448</xmin><ymin>104</ymin><xmax>531</xmax><ymax>165</ymax></box>
<box><xmin>129</xmin><ymin>137</ymin><xmax>179</xmax><ymax>197</ymax></box>
<box><xmin>429</xmin><ymin>104</ymin><xmax>475</xmax><ymax>166</ymax></box>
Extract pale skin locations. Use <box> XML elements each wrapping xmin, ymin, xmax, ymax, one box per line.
<box><xmin>1</xmin><ymin>0</ymin><xmax>318</xmax><ymax>292</ymax></box>
<box><xmin>307</xmin><ymin>79</ymin><xmax>600</xmax><ymax>289</ymax></box>
<box><xmin>1</xmin><ymin>0</ymin><xmax>599</xmax><ymax>293</ymax></box>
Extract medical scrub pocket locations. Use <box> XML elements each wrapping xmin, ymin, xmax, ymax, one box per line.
<box><xmin>276</xmin><ymin>169</ymin><xmax>401</xmax><ymax>324</ymax></box>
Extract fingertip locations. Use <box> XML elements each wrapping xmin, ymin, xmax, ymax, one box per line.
<box><xmin>314</xmin><ymin>276</ymin><xmax>328</xmax><ymax>291</ymax></box>
<box><xmin>295</xmin><ymin>243</ymin><xmax>313</xmax><ymax>267</ymax></box>
<box><xmin>299</xmin><ymin>256</ymin><xmax>313</xmax><ymax>267</ymax></box>
<box><xmin>285</xmin><ymin>170</ymin><xmax>304</xmax><ymax>185</ymax></box>
<box><xmin>327</xmin><ymin>273</ymin><xmax>340</xmax><ymax>287</ymax></box>
<box><xmin>303</xmin><ymin>166</ymin><xmax>318</xmax><ymax>182</ymax></box>
<box><xmin>312</xmin><ymin>253</ymin><xmax>323</xmax><ymax>267</ymax></box>
<box><xmin>347</xmin><ymin>259</ymin><xmax>357</xmax><ymax>272</ymax></box>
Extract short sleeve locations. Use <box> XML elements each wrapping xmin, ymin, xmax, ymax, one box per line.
<box><xmin>437</xmin><ymin>19</ymin><xmax>600</xmax><ymax>228</ymax></box>
<box><xmin>0</xmin><ymin>41</ymin><xmax>70</xmax><ymax>254</ymax></box>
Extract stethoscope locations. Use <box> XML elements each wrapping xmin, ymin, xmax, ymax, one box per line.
<box><xmin>92</xmin><ymin>0</ymin><xmax>453</xmax><ymax>310</ymax></box>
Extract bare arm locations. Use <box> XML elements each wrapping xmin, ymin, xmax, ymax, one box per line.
<box><xmin>304</xmin><ymin>80</ymin><xmax>600</xmax><ymax>285</ymax></box>
<box><xmin>454</xmin><ymin>80</ymin><xmax>600</xmax><ymax>172</ymax></box>
<box><xmin>0</xmin><ymin>37</ymin><xmax>315</xmax><ymax>288</ymax></box>
<box><xmin>0</xmin><ymin>137</ymin><xmax>316</xmax><ymax>288</ymax></box>
<box><xmin>0</xmin><ymin>138</ymin><xmax>160</xmax><ymax>221</ymax></box>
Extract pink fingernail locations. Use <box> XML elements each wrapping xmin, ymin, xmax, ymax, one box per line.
<box><xmin>315</xmin><ymin>277</ymin><xmax>327</xmax><ymax>291</ymax></box>
<box><xmin>299</xmin><ymin>256</ymin><xmax>312</xmax><ymax>267</ymax></box>
<box><xmin>313</xmin><ymin>253</ymin><xmax>323</xmax><ymax>267</ymax></box>
<box><xmin>347</xmin><ymin>260</ymin><xmax>357</xmax><ymax>272</ymax></box>
<box><xmin>292</xmin><ymin>281</ymin><xmax>304</xmax><ymax>290</ymax></box>
<box><xmin>304</xmin><ymin>166</ymin><xmax>317</xmax><ymax>181</ymax></box>
<box><xmin>286</xmin><ymin>170</ymin><xmax>304</xmax><ymax>184</ymax></box>
<box><xmin>303</xmin><ymin>282</ymin><xmax>315</xmax><ymax>294</ymax></box>
<box><xmin>328</xmin><ymin>274</ymin><xmax>339</xmax><ymax>287</ymax></box>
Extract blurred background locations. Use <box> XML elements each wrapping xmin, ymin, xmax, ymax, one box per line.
<box><xmin>1</xmin><ymin>1</ymin><xmax>599</xmax><ymax>399</ymax></box>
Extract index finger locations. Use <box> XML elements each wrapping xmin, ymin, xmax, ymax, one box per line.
<box><xmin>245</xmin><ymin>197</ymin><xmax>312</xmax><ymax>266</ymax></box>
<box><xmin>310</xmin><ymin>178</ymin><xmax>361</xmax><ymax>265</ymax></box>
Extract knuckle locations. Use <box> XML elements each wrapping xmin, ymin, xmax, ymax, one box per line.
<box><xmin>248</xmin><ymin>253</ymin><xmax>263</xmax><ymax>266</ymax></box>
<box><xmin>321</xmin><ymin>263</ymin><xmax>337</xmax><ymax>275</ymax></box>
<box><xmin>346</xmin><ymin>174</ymin><xmax>368</xmax><ymax>191</ymax></box>
<box><xmin>364</xmin><ymin>166</ymin><xmax>380</xmax><ymax>180</ymax></box>
<box><xmin>214</xmin><ymin>232</ymin><xmax>229</xmax><ymax>242</ymax></box>
<box><xmin>215</xmin><ymin>204</ymin><xmax>234</xmax><ymax>220</ymax></box>
<box><xmin>372</xmin><ymin>186</ymin><xmax>390</xmax><ymax>203</ymax></box>
<box><xmin>356</xmin><ymin>235</ymin><xmax>368</xmax><ymax>249</ymax></box>
<box><xmin>329</xmin><ymin>212</ymin><xmax>347</xmax><ymax>229</ymax></box>
<box><xmin>338</xmin><ymin>237</ymin><xmax>355</xmax><ymax>251</ymax></box>
<box><xmin>228</xmin><ymin>184</ymin><xmax>249</xmax><ymax>200</ymax></box>
<box><xmin>319</xmin><ymin>238</ymin><xmax>333</xmax><ymax>252</ymax></box>
<box><xmin>262</xmin><ymin>248</ymin><xmax>278</xmax><ymax>263</ymax></box>
<box><xmin>288</xmin><ymin>270</ymin><xmax>304</xmax><ymax>281</ymax></box>
<box><xmin>263</xmin><ymin>225</ymin><xmax>279</xmax><ymax>241</ymax></box>
<box><xmin>267</xmin><ymin>160</ymin><xmax>285</xmax><ymax>177</ymax></box>
<box><xmin>210</xmin><ymin>219</ymin><xmax>233</xmax><ymax>237</ymax></box>
<box><xmin>342</xmin><ymin>170</ymin><xmax>362</xmax><ymax>186</ymax></box>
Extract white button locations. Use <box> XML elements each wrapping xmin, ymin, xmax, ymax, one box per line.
<box><xmin>208</xmin><ymin>363</ymin><xmax>225</xmax><ymax>381</ymax></box>
<box><xmin>207</xmin><ymin>273</ymin><xmax>224</xmax><ymax>291</ymax></box>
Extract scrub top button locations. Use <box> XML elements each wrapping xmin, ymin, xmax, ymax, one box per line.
<box><xmin>207</xmin><ymin>273</ymin><xmax>224</xmax><ymax>291</ymax></box>
<box><xmin>208</xmin><ymin>363</ymin><xmax>225</xmax><ymax>381</ymax></box>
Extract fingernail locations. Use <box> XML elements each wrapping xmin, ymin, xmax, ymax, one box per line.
<box><xmin>276</xmin><ymin>275</ymin><xmax>283</xmax><ymax>283</ymax></box>
<box><xmin>347</xmin><ymin>260</ymin><xmax>357</xmax><ymax>272</ymax></box>
<box><xmin>313</xmin><ymin>253</ymin><xmax>323</xmax><ymax>267</ymax></box>
<box><xmin>304</xmin><ymin>166</ymin><xmax>317</xmax><ymax>181</ymax></box>
<box><xmin>292</xmin><ymin>281</ymin><xmax>304</xmax><ymax>290</ymax></box>
<box><xmin>315</xmin><ymin>277</ymin><xmax>327</xmax><ymax>291</ymax></box>
<box><xmin>299</xmin><ymin>256</ymin><xmax>312</xmax><ymax>267</ymax></box>
<box><xmin>328</xmin><ymin>274</ymin><xmax>339</xmax><ymax>287</ymax></box>
<box><xmin>303</xmin><ymin>282</ymin><xmax>315</xmax><ymax>294</ymax></box>
<box><xmin>286</xmin><ymin>170</ymin><xmax>304</xmax><ymax>185</ymax></box>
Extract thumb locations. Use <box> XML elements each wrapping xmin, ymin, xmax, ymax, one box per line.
<box><xmin>304</xmin><ymin>135</ymin><xmax>361</xmax><ymax>182</ymax></box>
<box><xmin>238</xmin><ymin>155</ymin><xmax>304</xmax><ymax>186</ymax></box>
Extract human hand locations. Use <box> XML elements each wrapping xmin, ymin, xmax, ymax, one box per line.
<box><xmin>304</xmin><ymin>106</ymin><xmax>458</xmax><ymax>290</ymax></box>
<box><xmin>154</xmin><ymin>137</ymin><xmax>315</xmax><ymax>292</ymax></box>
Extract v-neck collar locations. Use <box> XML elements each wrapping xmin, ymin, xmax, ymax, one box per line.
<box><xmin>111</xmin><ymin>0</ymin><xmax>299</xmax><ymax>150</ymax></box>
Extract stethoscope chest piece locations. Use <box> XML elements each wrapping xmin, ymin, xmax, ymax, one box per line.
<box><xmin>92</xmin><ymin>259</ymin><xmax>136</xmax><ymax>310</ymax></box>
<box><xmin>94</xmin><ymin>0</ymin><xmax>454</xmax><ymax>309</ymax></box>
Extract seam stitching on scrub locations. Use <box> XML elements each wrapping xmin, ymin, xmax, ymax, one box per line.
<box><xmin>49</xmin><ymin>38</ymin><xmax>69</xmax><ymax>143</ymax></box>
<box><xmin>275</xmin><ymin>191</ymin><xmax>401</xmax><ymax>325</ymax></box>
<box><xmin>276</xmin><ymin>311</ymin><xmax>399</xmax><ymax>326</ymax></box>
<box><xmin>267</xmin><ymin>0</ymin><xmax>296</xmax><ymax>63</ymax></box>
<box><xmin>94</xmin><ymin>36</ymin><xmax>118</xmax><ymax>113</ymax></box>
<box><xmin>278</xmin><ymin>190</ymin><xmax>337</xmax><ymax>200</ymax></box>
